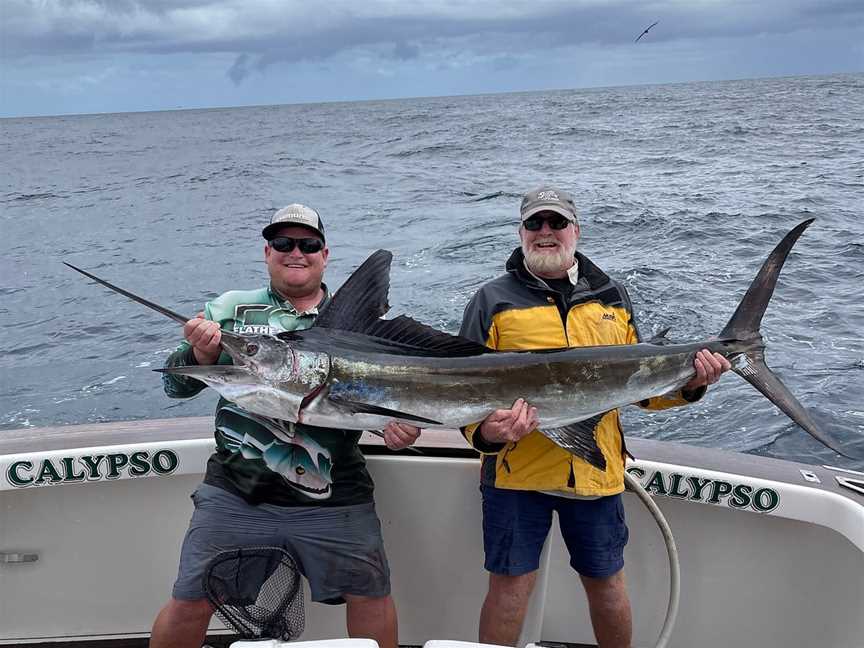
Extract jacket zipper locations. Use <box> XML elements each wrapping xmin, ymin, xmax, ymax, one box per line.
<box><xmin>546</xmin><ymin>292</ymin><xmax>571</xmax><ymax>346</ymax></box>
<box><xmin>501</xmin><ymin>443</ymin><xmax>517</xmax><ymax>473</ymax></box>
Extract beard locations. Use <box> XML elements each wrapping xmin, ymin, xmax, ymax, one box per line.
<box><xmin>523</xmin><ymin>237</ymin><xmax>577</xmax><ymax>275</ymax></box>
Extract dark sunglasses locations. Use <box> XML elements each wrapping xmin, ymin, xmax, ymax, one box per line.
<box><xmin>268</xmin><ymin>236</ymin><xmax>325</xmax><ymax>254</ymax></box>
<box><xmin>523</xmin><ymin>214</ymin><xmax>571</xmax><ymax>231</ymax></box>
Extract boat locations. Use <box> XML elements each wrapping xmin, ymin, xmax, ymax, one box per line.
<box><xmin>1</xmin><ymin>417</ymin><xmax>862</xmax><ymax>647</ymax></box>
<box><xmin>0</xmin><ymin>417</ymin><xmax>864</xmax><ymax>648</ymax></box>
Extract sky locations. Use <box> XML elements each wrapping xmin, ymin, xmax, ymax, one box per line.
<box><xmin>1</xmin><ymin>0</ymin><xmax>862</xmax><ymax>118</ymax></box>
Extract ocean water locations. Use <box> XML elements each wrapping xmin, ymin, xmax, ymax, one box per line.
<box><xmin>1</xmin><ymin>73</ymin><xmax>862</xmax><ymax>469</ymax></box>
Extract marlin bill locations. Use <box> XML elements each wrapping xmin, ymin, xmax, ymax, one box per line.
<box><xmin>65</xmin><ymin>220</ymin><xmax>853</xmax><ymax>470</ymax></box>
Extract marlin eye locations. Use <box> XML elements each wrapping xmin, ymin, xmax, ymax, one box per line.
<box><xmin>245</xmin><ymin>343</ymin><xmax>259</xmax><ymax>355</ymax></box>
<box><xmin>295</xmin><ymin>466</ymin><xmax>306</xmax><ymax>475</ymax></box>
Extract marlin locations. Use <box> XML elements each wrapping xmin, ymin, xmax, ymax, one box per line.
<box><xmin>65</xmin><ymin>220</ymin><xmax>852</xmax><ymax>470</ymax></box>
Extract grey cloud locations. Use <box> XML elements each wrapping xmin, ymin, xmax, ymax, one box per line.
<box><xmin>3</xmin><ymin>0</ymin><xmax>862</xmax><ymax>75</ymax></box>
<box><xmin>227</xmin><ymin>53</ymin><xmax>250</xmax><ymax>84</ymax></box>
<box><xmin>392</xmin><ymin>41</ymin><xmax>420</xmax><ymax>61</ymax></box>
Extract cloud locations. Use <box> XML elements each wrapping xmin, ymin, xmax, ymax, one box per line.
<box><xmin>227</xmin><ymin>52</ymin><xmax>249</xmax><ymax>84</ymax></box>
<box><xmin>2</xmin><ymin>0</ymin><xmax>862</xmax><ymax>86</ymax></box>
<box><xmin>392</xmin><ymin>41</ymin><xmax>421</xmax><ymax>61</ymax></box>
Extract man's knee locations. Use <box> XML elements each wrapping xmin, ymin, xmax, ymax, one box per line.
<box><xmin>345</xmin><ymin>593</ymin><xmax>394</xmax><ymax>610</ymax></box>
<box><xmin>580</xmin><ymin>570</ymin><xmax>629</xmax><ymax>607</ymax></box>
<box><xmin>488</xmin><ymin>571</ymin><xmax>538</xmax><ymax>608</ymax></box>
<box><xmin>150</xmin><ymin>598</ymin><xmax>214</xmax><ymax>648</ymax></box>
<box><xmin>162</xmin><ymin>597</ymin><xmax>215</xmax><ymax>623</ymax></box>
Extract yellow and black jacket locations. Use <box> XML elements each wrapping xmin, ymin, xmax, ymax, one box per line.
<box><xmin>458</xmin><ymin>247</ymin><xmax>703</xmax><ymax>496</ymax></box>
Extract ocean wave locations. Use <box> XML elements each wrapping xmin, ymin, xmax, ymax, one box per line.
<box><xmin>2</xmin><ymin>72</ymin><xmax>861</xmax><ymax>468</ymax></box>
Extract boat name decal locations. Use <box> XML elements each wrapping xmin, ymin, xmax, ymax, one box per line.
<box><xmin>5</xmin><ymin>449</ymin><xmax>180</xmax><ymax>488</ymax></box>
<box><xmin>626</xmin><ymin>467</ymin><xmax>780</xmax><ymax>513</ymax></box>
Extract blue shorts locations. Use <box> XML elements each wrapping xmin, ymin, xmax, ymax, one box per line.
<box><xmin>481</xmin><ymin>485</ymin><xmax>629</xmax><ymax>578</ymax></box>
<box><xmin>172</xmin><ymin>484</ymin><xmax>391</xmax><ymax>604</ymax></box>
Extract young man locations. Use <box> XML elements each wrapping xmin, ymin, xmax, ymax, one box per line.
<box><xmin>459</xmin><ymin>187</ymin><xmax>730</xmax><ymax>647</ymax></box>
<box><xmin>149</xmin><ymin>204</ymin><xmax>419</xmax><ymax>648</ymax></box>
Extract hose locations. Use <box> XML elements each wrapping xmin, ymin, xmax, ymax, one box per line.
<box><xmin>623</xmin><ymin>469</ymin><xmax>680</xmax><ymax>648</ymax></box>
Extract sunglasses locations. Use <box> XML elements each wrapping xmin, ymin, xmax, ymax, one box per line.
<box><xmin>268</xmin><ymin>236</ymin><xmax>325</xmax><ymax>254</ymax></box>
<box><xmin>522</xmin><ymin>214</ymin><xmax>571</xmax><ymax>231</ymax></box>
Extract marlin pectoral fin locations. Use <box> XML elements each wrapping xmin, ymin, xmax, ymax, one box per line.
<box><xmin>329</xmin><ymin>397</ymin><xmax>443</xmax><ymax>426</ymax></box>
<box><xmin>541</xmin><ymin>413</ymin><xmax>608</xmax><ymax>471</ymax></box>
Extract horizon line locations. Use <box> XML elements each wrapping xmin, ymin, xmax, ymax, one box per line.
<box><xmin>2</xmin><ymin>70</ymin><xmax>861</xmax><ymax>120</ymax></box>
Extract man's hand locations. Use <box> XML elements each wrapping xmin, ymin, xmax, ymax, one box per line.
<box><xmin>479</xmin><ymin>398</ymin><xmax>539</xmax><ymax>444</ymax></box>
<box><xmin>184</xmin><ymin>313</ymin><xmax>221</xmax><ymax>365</ymax></box>
<box><xmin>684</xmin><ymin>349</ymin><xmax>732</xmax><ymax>391</ymax></box>
<box><xmin>383</xmin><ymin>422</ymin><xmax>421</xmax><ymax>450</ymax></box>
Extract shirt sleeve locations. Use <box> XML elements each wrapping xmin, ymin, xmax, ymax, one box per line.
<box><xmin>161</xmin><ymin>302</ymin><xmax>215</xmax><ymax>399</ymax></box>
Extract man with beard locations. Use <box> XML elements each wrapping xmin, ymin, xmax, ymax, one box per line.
<box><xmin>458</xmin><ymin>186</ymin><xmax>730</xmax><ymax>647</ymax></box>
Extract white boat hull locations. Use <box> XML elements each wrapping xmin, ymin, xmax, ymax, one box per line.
<box><xmin>1</xmin><ymin>418</ymin><xmax>862</xmax><ymax>647</ymax></box>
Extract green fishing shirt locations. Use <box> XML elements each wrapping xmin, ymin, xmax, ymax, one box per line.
<box><xmin>162</xmin><ymin>284</ymin><xmax>374</xmax><ymax>507</ymax></box>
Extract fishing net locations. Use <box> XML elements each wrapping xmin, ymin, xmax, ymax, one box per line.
<box><xmin>204</xmin><ymin>546</ymin><xmax>305</xmax><ymax>641</ymax></box>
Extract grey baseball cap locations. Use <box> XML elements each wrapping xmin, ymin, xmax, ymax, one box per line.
<box><xmin>520</xmin><ymin>187</ymin><xmax>578</xmax><ymax>223</ymax></box>
<box><xmin>262</xmin><ymin>204</ymin><xmax>326</xmax><ymax>241</ymax></box>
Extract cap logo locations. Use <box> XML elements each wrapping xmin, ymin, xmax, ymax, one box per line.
<box><xmin>275</xmin><ymin>209</ymin><xmax>318</xmax><ymax>228</ymax></box>
<box><xmin>537</xmin><ymin>190</ymin><xmax>560</xmax><ymax>201</ymax></box>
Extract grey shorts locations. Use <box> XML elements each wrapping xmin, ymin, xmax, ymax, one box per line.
<box><xmin>172</xmin><ymin>483</ymin><xmax>391</xmax><ymax>604</ymax></box>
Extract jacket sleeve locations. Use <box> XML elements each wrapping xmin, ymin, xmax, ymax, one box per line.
<box><xmin>161</xmin><ymin>302</ymin><xmax>214</xmax><ymax>399</ymax></box>
<box><xmin>621</xmin><ymin>284</ymin><xmax>706</xmax><ymax>409</ymax></box>
<box><xmin>458</xmin><ymin>290</ymin><xmax>507</xmax><ymax>454</ymax></box>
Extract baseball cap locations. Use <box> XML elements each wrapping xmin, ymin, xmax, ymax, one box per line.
<box><xmin>262</xmin><ymin>204</ymin><xmax>326</xmax><ymax>242</ymax></box>
<box><xmin>520</xmin><ymin>187</ymin><xmax>578</xmax><ymax>223</ymax></box>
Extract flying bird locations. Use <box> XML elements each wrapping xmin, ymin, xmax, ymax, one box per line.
<box><xmin>635</xmin><ymin>21</ymin><xmax>659</xmax><ymax>43</ymax></box>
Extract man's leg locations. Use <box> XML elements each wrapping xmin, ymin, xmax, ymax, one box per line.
<box><xmin>345</xmin><ymin>593</ymin><xmax>398</xmax><ymax>648</ymax></box>
<box><xmin>152</xmin><ymin>484</ymin><xmax>282</xmax><ymax>648</ymax></box>
<box><xmin>580</xmin><ymin>570</ymin><xmax>631</xmax><ymax>648</ymax></box>
<box><xmin>556</xmin><ymin>493</ymin><xmax>631</xmax><ymax>648</ymax></box>
<box><xmin>149</xmin><ymin>597</ymin><xmax>214</xmax><ymax>648</ymax></box>
<box><xmin>478</xmin><ymin>571</ymin><xmax>538</xmax><ymax>646</ymax></box>
<box><xmin>477</xmin><ymin>485</ymin><xmax>554</xmax><ymax>646</ymax></box>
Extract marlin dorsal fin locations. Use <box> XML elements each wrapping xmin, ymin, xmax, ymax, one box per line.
<box><xmin>365</xmin><ymin>315</ymin><xmax>491</xmax><ymax>356</ymax></box>
<box><xmin>313</xmin><ymin>250</ymin><xmax>392</xmax><ymax>332</ymax></box>
<box><xmin>308</xmin><ymin>250</ymin><xmax>490</xmax><ymax>357</ymax></box>
<box><xmin>284</xmin><ymin>317</ymin><xmax>491</xmax><ymax>358</ymax></box>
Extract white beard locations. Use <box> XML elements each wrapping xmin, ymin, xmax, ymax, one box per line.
<box><xmin>523</xmin><ymin>238</ymin><xmax>577</xmax><ymax>275</ymax></box>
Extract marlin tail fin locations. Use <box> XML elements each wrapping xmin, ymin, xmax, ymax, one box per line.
<box><xmin>719</xmin><ymin>220</ymin><xmax>850</xmax><ymax>458</ymax></box>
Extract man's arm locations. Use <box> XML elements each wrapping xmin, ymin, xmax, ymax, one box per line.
<box><xmin>382</xmin><ymin>421</ymin><xmax>421</xmax><ymax>450</ymax></box>
<box><xmin>162</xmin><ymin>309</ymin><xmax>223</xmax><ymax>399</ymax></box>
